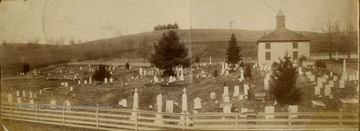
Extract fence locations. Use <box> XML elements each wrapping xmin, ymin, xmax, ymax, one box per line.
<box><xmin>1</xmin><ymin>102</ymin><xmax>358</xmax><ymax>130</ymax></box>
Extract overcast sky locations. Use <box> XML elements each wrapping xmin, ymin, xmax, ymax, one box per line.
<box><xmin>0</xmin><ymin>0</ymin><xmax>357</xmax><ymax>44</ymax></box>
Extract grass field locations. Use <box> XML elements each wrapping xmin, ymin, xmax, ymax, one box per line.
<box><xmin>1</xmin><ymin>29</ymin><xmax>357</xmax><ymax>75</ymax></box>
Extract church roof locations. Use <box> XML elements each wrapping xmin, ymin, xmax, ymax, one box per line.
<box><xmin>257</xmin><ymin>28</ymin><xmax>310</xmax><ymax>42</ymax></box>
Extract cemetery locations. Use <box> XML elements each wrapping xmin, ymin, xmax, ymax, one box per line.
<box><xmin>1</xmin><ymin>1</ymin><xmax>358</xmax><ymax>130</ymax></box>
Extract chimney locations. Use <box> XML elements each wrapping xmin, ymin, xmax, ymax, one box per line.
<box><xmin>276</xmin><ymin>10</ymin><xmax>285</xmax><ymax>29</ymax></box>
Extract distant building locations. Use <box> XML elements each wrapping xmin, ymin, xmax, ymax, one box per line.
<box><xmin>257</xmin><ymin>10</ymin><xmax>310</xmax><ymax>64</ymax></box>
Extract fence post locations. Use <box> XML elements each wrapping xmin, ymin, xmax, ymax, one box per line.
<box><xmin>288</xmin><ymin>112</ymin><xmax>292</xmax><ymax>129</ymax></box>
<box><xmin>183</xmin><ymin>113</ymin><xmax>186</xmax><ymax>130</ymax></box>
<box><xmin>135</xmin><ymin>109</ymin><xmax>138</xmax><ymax>131</ymax></box>
<box><xmin>36</xmin><ymin>104</ymin><xmax>38</xmax><ymax>123</ymax></box>
<box><xmin>11</xmin><ymin>102</ymin><xmax>13</xmax><ymax>120</ymax></box>
<box><xmin>339</xmin><ymin>109</ymin><xmax>343</xmax><ymax>127</ymax></box>
<box><xmin>235</xmin><ymin>113</ymin><xmax>238</xmax><ymax>130</ymax></box>
<box><xmin>63</xmin><ymin>105</ymin><xmax>65</xmax><ymax>126</ymax></box>
<box><xmin>96</xmin><ymin>105</ymin><xmax>99</xmax><ymax>130</ymax></box>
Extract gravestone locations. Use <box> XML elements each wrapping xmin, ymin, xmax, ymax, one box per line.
<box><xmin>7</xmin><ymin>94</ymin><xmax>12</xmax><ymax>103</ymax></box>
<box><xmin>133</xmin><ymin>88</ymin><xmax>139</xmax><ymax>109</ymax></box>
<box><xmin>89</xmin><ymin>77</ymin><xmax>92</xmax><ymax>84</ymax></box>
<box><xmin>265</xmin><ymin>106</ymin><xmax>275</xmax><ymax>119</ymax></box>
<box><xmin>22</xmin><ymin>91</ymin><xmax>26</xmax><ymax>97</ymax></box>
<box><xmin>17</xmin><ymin>97</ymin><xmax>21</xmax><ymax>103</ymax></box>
<box><xmin>110</xmin><ymin>78</ymin><xmax>113</xmax><ymax>84</ymax></box>
<box><xmin>154</xmin><ymin>76</ymin><xmax>159</xmax><ymax>83</ymax></box>
<box><xmin>70</xmin><ymin>86</ymin><xmax>73</xmax><ymax>92</ymax></box>
<box><xmin>39</xmin><ymin>89</ymin><xmax>42</xmax><ymax>95</ymax></box>
<box><xmin>84</xmin><ymin>80</ymin><xmax>87</xmax><ymax>85</ymax></box>
<box><xmin>233</xmin><ymin>86</ymin><xmax>240</xmax><ymax>97</ymax></box>
<box><xmin>210</xmin><ymin>92</ymin><xmax>216</xmax><ymax>100</ymax></box>
<box><xmin>78</xmin><ymin>80</ymin><xmax>81</xmax><ymax>86</ymax></box>
<box><xmin>16</xmin><ymin>91</ymin><xmax>20</xmax><ymax>97</ymax></box>
<box><xmin>155</xmin><ymin>94</ymin><xmax>163</xmax><ymax>124</ymax></box>
<box><xmin>239</xmin><ymin>94</ymin><xmax>244</xmax><ymax>100</ymax></box>
<box><xmin>64</xmin><ymin>100</ymin><xmax>71</xmax><ymax>110</ymax></box>
<box><xmin>223</xmin><ymin>86</ymin><xmax>229</xmax><ymax>98</ymax></box>
<box><xmin>122</xmin><ymin>99</ymin><xmax>127</xmax><ymax>107</ymax></box>
<box><xmin>193</xmin><ymin>97</ymin><xmax>202</xmax><ymax>110</ymax></box>
<box><xmin>182</xmin><ymin>88</ymin><xmax>188</xmax><ymax>113</ymax></box>
<box><xmin>104</xmin><ymin>78</ymin><xmax>108</xmax><ymax>83</ymax></box>
<box><xmin>50</xmin><ymin>100</ymin><xmax>56</xmax><ymax>108</ymax></box>
<box><xmin>340</xmin><ymin>80</ymin><xmax>345</xmax><ymax>88</ymax></box>
<box><xmin>223</xmin><ymin>105</ymin><xmax>231</xmax><ymax>113</ymax></box>
<box><xmin>288</xmin><ymin>105</ymin><xmax>298</xmax><ymax>118</ymax></box>
<box><xmin>329</xmin><ymin>81</ymin><xmax>334</xmax><ymax>88</ymax></box>
<box><xmin>243</xmin><ymin>84</ymin><xmax>249</xmax><ymax>96</ymax></box>
<box><xmin>223</xmin><ymin>95</ymin><xmax>230</xmax><ymax>102</ymax></box>
<box><xmin>29</xmin><ymin>99</ymin><xmax>34</xmax><ymax>105</ymax></box>
<box><xmin>139</xmin><ymin>68</ymin><xmax>143</xmax><ymax>76</ymax></box>
<box><xmin>29</xmin><ymin>92</ymin><xmax>33</xmax><ymax>98</ymax></box>
<box><xmin>324</xmin><ymin>85</ymin><xmax>331</xmax><ymax>96</ymax></box>
<box><xmin>166</xmin><ymin>100</ymin><xmax>174</xmax><ymax>113</ymax></box>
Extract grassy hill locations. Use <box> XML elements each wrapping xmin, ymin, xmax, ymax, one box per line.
<box><xmin>1</xmin><ymin>29</ymin><xmax>357</xmax><ymax>75</ymax></box>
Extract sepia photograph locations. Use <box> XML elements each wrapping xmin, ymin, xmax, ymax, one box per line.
<box><xmin>0</xmin><ymin>0</ymin><xmax>359</xmax><ymax>130</ymax></box>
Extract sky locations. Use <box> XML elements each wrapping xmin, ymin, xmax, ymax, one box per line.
<box><xmin>0</xmin><ymin>0</ymin><xmax>357</xmax><ymax>44</ymax></box>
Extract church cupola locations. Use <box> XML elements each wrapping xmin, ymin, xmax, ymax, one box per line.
<box><xmin>276</xmin><ymin>10</ymin><xmax>285</xmax><ymax>29</ymax></box>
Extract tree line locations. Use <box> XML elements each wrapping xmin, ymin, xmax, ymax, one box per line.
<box><xmin>154</xmin><ymin>23</ymin><xmax>179</xmax><ymax>31</ymax></box>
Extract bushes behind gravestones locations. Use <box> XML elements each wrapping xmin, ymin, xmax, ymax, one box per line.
<box><xmin>244</xmin><ymin>64</ymin><xmax>252</xmax><ymax>79</ymax></box>
<box><xmin>93</xmin><ymin>64</ymin><xmax>111</xmax><ymax>82</ymax></box>
<box><xmin>213</xmin><ymin>69</ymin><xmax>218</xmax><ymax>77</ymax></box>
<box><xmin>125</xmin><ymin>63</ymin><xmax>130</xmax><ymax>70</ymax></box>
<box><xmin>23</xmin><ymin>62</ymin><xmax>30</xmax><ymax>74</ymax></box>
<box><xmin>315</xmin><ymin>60</ymin><xmax>326</xmax><ymax>69</ymax></box>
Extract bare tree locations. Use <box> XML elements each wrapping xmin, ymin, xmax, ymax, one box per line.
<box><xmin>320</xmin><ymin>13</ymin><xmax>340</xmax><ymax>60</ymax></box>
<box><xmin>343</xmin><ymin>12</ymin><xmax>356</xmax><ymax>59</ymax></box>
<box><xmin>69</xmin><ymin>38</ymin><xmax>76</xmax><ymax>45</ymax></box>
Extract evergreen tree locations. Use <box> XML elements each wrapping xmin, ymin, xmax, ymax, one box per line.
<box><xmin>93</xmin><ymin>64</ymin><xmax>111</xmax><ymax>82</ymax></box>
<box><xmin>225</xmin><ymin>34</ymin><xmax>242</xmax><ymax>66</ymax></box>
<box><xmin>150</xmin><ymin>30</ymin><xmax>190</xmax><ymax>76</ymax></box>
<box><xmin>125</xmin><ymin>63</ymin><xmax>130</xmax><ymax>70</ymax></box>
<box><xmin>244</xmin><ymin>64</ymin><xmax>252</xmax><ymax>79</ymax></box>
<box><xmin>22</xmin><ymin>62</ymin><xmax>30</xmax><ymax>74</ymax></box>
<box><xmin>213</xmin><ymin>69</ymin><xmax>218</xmax><ymax>77</ymax></box>
<box><xmin>195</xmin><ymin>56</ymin><xmax>200</xmax><ymax>65</ymax></box>
<box><xmin>271</xmin><ymin>53</ymin><xmax>303</xmax><ymax>105</ymax></box>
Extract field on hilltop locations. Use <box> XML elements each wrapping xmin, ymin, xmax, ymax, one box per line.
<box><xmin>1</xmin><ymin>29</ymin><xmax>357</xmax><ymax>75</ymax></box>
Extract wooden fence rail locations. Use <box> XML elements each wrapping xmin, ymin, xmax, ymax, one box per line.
<box><xmin>1</xmin><ymin>102</ymin><xmax>358</xmax><ymax>130</ymax></box>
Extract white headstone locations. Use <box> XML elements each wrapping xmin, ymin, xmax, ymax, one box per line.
<box><xmin>110</xmin><ymin>77</ymin><xmax>113</xmax><ymax>84</ymax></box>
<box><xmin>339</xmin><ymin>80</ymin><xmax>345</xmax><ymax>88</ymax></box>
<box><xmin>39</xmin><ymin>89</ymin><xmax>42</xmax><ymax>95</ymax></box>
<box><xmin>210</xmin><ymin>92</ymin><xmax>216</xmax><ymax>100</ymax></box>
<box><xmin>16</xmin><ymin>91</ymin><xmax>20</xmax><ymax>97</ymax></box>
<box><xmin>104</xmin><ymin>78</ymin><xmax>108</xmax><ymax>83</ymax></box>
<box><xmin>324</xmin><ymin>85</ymin><xmax>331</xmax><ymax>96</ymax></box>
<box><xmin>64</xmin><ymin>100</ymin><xmax>71</xmax><ymax>110</ymax></box>
<box><xmin>193</xmin><ymin>97</ymin><xmax>202</xmax><ymax>109</ymax></box>
<box><xmin>243</xmin><ymin>84</ymin><xmax>249</xmax><ymax>96</ymax></box>
<box><xmin>182</xmin><ymin>88</ymin><xmax>188</xmax><ymax>113</ymax></box>
<box><xmin>265</xmin><ymin>106</ymin><xmax>275</xmax><ymax>119</ymax></box>
<box><xmin>17</xmin><ymin>97</ymin><xmax>21</xmax><ymax>103</ymax></box>
<box><xmin>89</xmin><ymin>77</ymin><xmax>92</xmax><ymax>84</ymax></box>
<box><xmin>7</xmin><ymin>94</ymin><xmax>12</xmax><ymax>103</ymax></box>
<box><xmin>29</xmin><ymin>99</ymin><xmax>34</xmax><ymax>105</ymax></box>
<box><xmin>78</xmin><ymin>80</ymin><xmax>81</xmax><ymax>86</ymax></box>
<box><xmin>22</xmin><ymin>91</ymin><xmax>26</xmax><ymax>97</ymax></box>
<box><xmin>239</xmin><ymin>94</ymin><xmax>244</xmax><ymax>100</ymax></box>
<box><xmin>223</xmin><ymin>105</ymin><xmax>231</xmax><ymax>113</ymax></box>
<box><xmin>139</xmin><ymin>68</ymin><xmax>143</xmax><ymax>76</ymax></box>
<box><xmin>223</xmin><ymin>95</ymin><xmax>230</xmax><ymax>102</ymax></box>
<box><xmin>70</xmin><ymin>86</ymin><xmax>73</xmax><ymax>92</ymax></box>
<box><xmin>122</xmin><ymin>99</ymin><xmax>127</xmax><ymax>107</ymax></box>
<box><xmin>288</xmin><ymin>105</ymin><xmax>298</xmax><ymax>118</ymax></box>
<box><xmin>233</xmin><ymin>86</ymin><xmax>240</xmax><ymax>97</ymax></box>
<box><xmin>155</xmin><ymin>94</ymin><xmax>163</xmax><ymax>124</ymax></box>
<box><xmin>166</xmin><ymin>100</ymin><xmax>174</xmax><ymax>113</ymax></box>
<box><xmin>223</xmin><ymin>86</ymin><xmax>229</xmax><ymax>97</ymax></box>
<box><xmin>133</xmin><ymin>88</ymin><xmax>139</xmax><ymax>110</ymax></box>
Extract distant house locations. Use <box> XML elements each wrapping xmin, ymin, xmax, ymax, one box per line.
<box><xmin>257</xmin><ymin>10</ymin><xmax>310</xmax><ymax>65</ymax></box>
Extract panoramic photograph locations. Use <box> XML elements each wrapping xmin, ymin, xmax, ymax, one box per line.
<box><xmin>0</xmin><ymin>0</ymin><xmax>358</xmax><ymax>130</ymax></box>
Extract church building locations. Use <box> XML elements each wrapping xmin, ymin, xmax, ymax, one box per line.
<box><xmin>257</xmin><ymin>10</ymin><xmax>310</xmax><ymax>64</ymax></box>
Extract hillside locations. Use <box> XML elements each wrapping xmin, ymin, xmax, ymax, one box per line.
<box><xmin>1</xmin><ymin>29</ymin><xmax>357</xmax><ymax>75</ymax></box>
